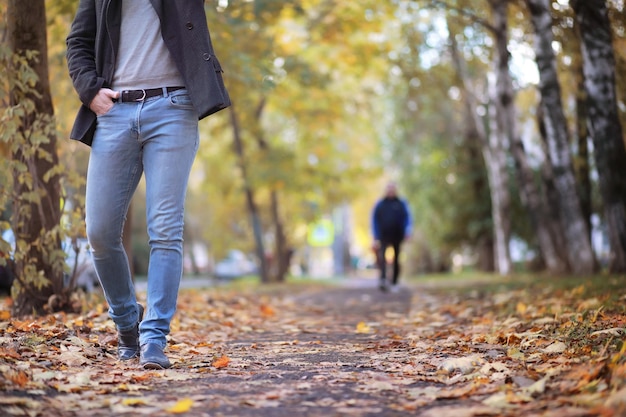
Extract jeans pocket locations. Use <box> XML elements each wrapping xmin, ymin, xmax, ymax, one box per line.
<box><xmin>96</xmin><ymin>102</ymin><xmax>117</xmax><ymax>117</ymax></box>
<box><xmin>169</xmin><ymin>93</ymin><xmax>193</xmax><ymax>108</ymax></box>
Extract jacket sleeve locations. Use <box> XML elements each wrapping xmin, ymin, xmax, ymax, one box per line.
<box><xmin>66</xmin><ymin>0</ymin><xmax>104</xmax><ymax>108</ymax></box>
<box><xmin>402</xmin><ymin>199</ymin><xmax>413</xmax><ymax>237</ymax></box>
<box><xmin>371</xmin><ymin>201</ymin><xmax>381</xmax><ymax>240</ymax></box>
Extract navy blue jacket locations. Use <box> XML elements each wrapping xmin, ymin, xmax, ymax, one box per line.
<box><xmin>66</xmin><ymin>0</ymin><xmax>230</xmax><ymax>145</ymax></box>
<box><xmin>371</xmin><ymin>197</ymin><xmax>412</xmax><ymax>243</ymax></box>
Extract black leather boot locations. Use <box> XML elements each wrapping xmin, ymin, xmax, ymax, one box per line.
<box><xmin>117</xmin><ymin>304</ymin><xmax>144</xmax><ymax>360</ymax></box>
<box><xmin>140</xmin><ymin>343</ymin><xmax>171</xmax><ymax>369</ymax></box>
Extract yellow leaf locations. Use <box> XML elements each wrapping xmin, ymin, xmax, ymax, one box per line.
<box><xmin>355</xmin><ymin>321</ymin><xmax>371</xmax><ymax>334</ymax></box>
<box><xmin>516</xmin><ymin>302</ymin><xmax>527</xmax><ymax>315</ymax></box>
<box><xmin>0</xmin><ymin>310</ymin><xmax>10</xmax><ymax>320</ymax></box>
<box><xmin>167</xmin><ymin>398</ymin><xmax>194</xmax><ymax>414</ymax></box>
<box><xmin>570</xmin><ymin>285</ymin><xmax>585</xmax><ymax>296</ymax></box>
<box><xmin>122</xmin><ymin>398</ymin><xmax>147</xmax><ymax>406</ymax></box>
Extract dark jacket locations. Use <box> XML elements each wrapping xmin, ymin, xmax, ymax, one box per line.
<box><xmin>371</xmin><ymin>197</ymin><xmax>412</xmax><ymax>243</ymax></box>
<box><xmin>66</xmin><ymin>0</ymin><xmax>230</xmax><ymax>145</ymax></box>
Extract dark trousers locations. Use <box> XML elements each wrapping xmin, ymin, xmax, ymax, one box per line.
<box><xmin>377</xmin><ymin>240</ymin><xmax>402</xmax><ymax>285</ymax></box>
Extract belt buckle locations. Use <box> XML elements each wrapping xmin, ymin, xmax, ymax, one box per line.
<box><xmin>135</xmin><ymin>89</ymin><xmax>146</xmax><ymax>102</ymax></box>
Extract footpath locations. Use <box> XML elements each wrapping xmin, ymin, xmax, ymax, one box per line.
<box><xmin>2</xmin><ymin>275</ymin><xmax>625</xmax><ymax>417</ymax></box>
<box><xmin>154</xmin><ymin>278</ymin><xmax>422</xmax><ymax>417</ymax></box>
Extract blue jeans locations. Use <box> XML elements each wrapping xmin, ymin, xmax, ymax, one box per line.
<box><xmin>86</xmin><ymin>89</ymin><xmax>198</xmax><ymax>348</ymax></box>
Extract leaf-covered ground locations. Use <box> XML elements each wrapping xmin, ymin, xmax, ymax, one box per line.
<box><xmin>1</xmin><ymin>274</ymin><xmax>625</xmax><ymax>416</ymax></box>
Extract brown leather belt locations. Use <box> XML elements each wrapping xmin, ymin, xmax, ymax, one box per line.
<box><xmin>118</xmin><ymin>86</ymin><xmax>184</xmax><ymax>102</ymax></box>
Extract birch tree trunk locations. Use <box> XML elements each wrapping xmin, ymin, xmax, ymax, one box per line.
<box><xmin>571</xmin><ymin>18</ymin><xmax>593</xmax><ymax>243</ymax></box>
<box><xmin>536</xmin><ymin>103</ymin><xmax>571</xmax><ymax>267</ymax></box>
<box><xmin>526</xmin><ymin>0</ymin><xmax>595</xmax><ymax>274</ymax></box>
<box><xmin>485</xmin><ymin>0</ymin><xmax>514</xmax><ymax>275</ymax></box>
<box><xmin>571</xmin><ymin>0</ymin><xmax>626</xmax><ymax>272</ymax></box>
<box><xmin>488</xmin><ymin>0</ymin><xmax>567</xmax><ymax>274</ymax></box>
<box><xmin>448</xmin><ymin>22</ymin><xmax>495</xmax><ymax>272</ymax></box>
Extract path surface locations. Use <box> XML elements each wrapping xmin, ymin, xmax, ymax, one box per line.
<box><xmin>5</xmin><ymin>276</ymin><xmax>620</xmax><ymax>416</ymax></box>
<box><xmin>121</xmin><ymin>278</ymin><xmax>436</xmax><ymax>417</ymax></box>
<box><xmin>159</xmin><ymin>280</ymin><xmax>421</xmax><ymax>417</ymax></box>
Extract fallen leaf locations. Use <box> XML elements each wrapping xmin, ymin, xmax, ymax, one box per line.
<box><xmin>122</xmin><ymin>398</ymin><xmax>148</xmax><ymax>406</ymax></box>
<box><xmin>482</xmin><ymin>392</ymin><xmax>514</xmax><ymax>408</ymax></box>
<box><xmin>167</xmin><ymin>398</ymin><xmax>194</xmax><ymax>413</ymax></box>
<box><xmin>590</xmin><ymin>328</ymin><xmax>624</xmax><ymax>338</ymax></box>
<box><xmin>506</xmin><ymin>347</ymin><xmax>525</xmax><ymax>361</ymax></box>
<box><xmin>542</xmin><ymin>342</ymin><xmax>567</xmax><ymax>354</ymax></box>
<box><xmin>355</xmin><ymin>321</ymin><xmax>371</xmax><ymax>334</ymax></box>
<box><xmin>523</xmin><ymin>376</ymin><xmax>548</xmax><ymax>396</ymax></box>
<box><xmin>260</xmin><ymin>304</ymin><xmax>275</xmax><ymax>318</ymax></box>
<box><xmin>605</xmin><ymin>386</ymin><xmax>626</xmax><ymax>407</ymax></box>
<box><xmin>439</xmin><ymin>355</ymin><xmax>483</xmax><ymax>375</ymax></box>
<box><xmin>6</xmin><ymin>370</ymin><xmax>29</xmax><ymax>387</ymax></box>
<box><xmin>212</xmin><ymin>355</ymin><xmax>230</xmax><ymax>368</ymax></box>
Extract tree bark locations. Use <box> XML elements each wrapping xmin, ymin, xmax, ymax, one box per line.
<box><xmin>509</xmin><ymin>136</ymin><xmax>568</xmax><ymax>274</ymax></box>
<box><xmin>269</xmin><ymin>191</ymin><xmax>290</xmax><ymax>282</ymax></box>
<box><xmin>486</xmin><ymin>0</ymin><xmax>513</xmax><ymax>275</ymax></box>
<box><xmin>448</xmin><ymin>21</ymin><xmax>495</xmax><ymax>272</ymax></box>
<box><xmin>7</xmin><ymin>0</ymin><xmax>64</xmax><ymax>316</ymax></box>
<box><xmin>252</xmin><ymin>98</ymin><xmax>289</xmax><ymax>283</ymax></box>
<box><xmin>536</xmin><ymin>103</ymin><xmax>571</xmax><ymax>268</ymax></box>
<box><xmin>526</xmin><ymin>0</ymin><xmax>595</xmax><ymax>275</ymax></box>
<box><xmin>229</xmin><ymin>105</ymin><xmax>269</xmax><ymax>282</ymax></box>
<box><xmin>505</xmin><ymin>0</ymin><xmax>572</xmax><ymax>274</ymax></box>
<box><xmin>572</xmin><ymin>0</ymin><xmax>626</xmax><ymax>272</ymax></box>
<box><xmin>570</xmin><ymin>16</ymin><xmax>594</xmax><ymax>246</ymax></box>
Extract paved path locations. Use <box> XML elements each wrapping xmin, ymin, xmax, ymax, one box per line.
<box><xmin>144</xmin><ymin>279</ymin><xmax>421</xmax><ymax>417</ymax></box>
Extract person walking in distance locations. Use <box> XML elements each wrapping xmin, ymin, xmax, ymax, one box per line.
<box><xmin>66</xmin><ymin>0</ymin><xmax>230</xmax><ymax>369</ymax></box>
<box><xmin>371</xmin><ymin>182</ymin><xmax>412</xmax><ymax>292</ymax></box>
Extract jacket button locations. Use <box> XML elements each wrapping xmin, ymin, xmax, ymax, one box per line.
<box><xmin>203</xmin><ymin>53</ymin><xmax>211</xmax><ymax>61</ymax></box>
<box><xmin>186</xmin><ymin>22</ymin><xmax>194</xmax><ymax>30</ymax></box>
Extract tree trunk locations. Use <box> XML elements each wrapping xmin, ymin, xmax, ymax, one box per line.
<box><xmin>526</xmin><ymin>0</ymin><xmax>595</xmax><ymax>275</ymax></box>
<box><xmin>269</xmin><ymin>191</ymin><xmax>289</xmax><ymax>282</ymax></box>
<box><xmin>252</xmin><ymin>98</ymin><xmax>290</xmax><ymax>283</ymax></box>
<box><xmin>486</xmin><ymin>0</ymin><xmax>513</xmax><ymax>275</ymax></box>
<box><xmin>448</xmin><ymin>22</ymin><xmax>495</xmax><ymax>272</ymax></box>
<box><xmin>510</xmin><ymin>136</ymin><xmax>569</xmax><ymax>274</ymax></box>
<box><xmin>7</xmin><ymin>0</ymin><xmax>65</xmax><ymax>316</ymax></box>
<box><xmin>572</xmin><ymin>0</ymin><xmax>626</xmax><ymax>272</ymax></box>
<box><xmin>574</xmin><ymin>83</ymin><xmax>593</xmax><ymax>243</ymax></box>
<box><xmin>229</xmin><ymin>105</ymin><xmax>269</xmax><ymax>282</ymax></box>
<box><xmin>536</xmin><ymin>103</ymin><xmax>571</xmax><ymax>268</ymax></box>
<box><xmin>570</xmin><ymin>16</ymin><xmax>594</xmax><ymax>245</ymax></box>
<box><xmin>504</xmin><ymin>0</ymin><xmax>571</xmax><ymax>274</ymax></box>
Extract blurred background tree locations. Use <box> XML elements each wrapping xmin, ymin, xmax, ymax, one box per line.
<box><xmin>2</xmin><ymin>0</ymin><xmax>626</xmax><ymax>316</ymax></box>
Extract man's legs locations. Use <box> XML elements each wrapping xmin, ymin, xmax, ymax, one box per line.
<box><xmin>390</xmin><ymin>241</ymin><xmax>402</xmax><ymax>286</ymax></box>
<box><xmin>86</xmin><ymin>102</ymin><xmax>144</xmax><ymax>350</ymax></box>
<box><xmin>87</xmin><ymin>90</ymin><xmax>198</xmax><ymax>367</ymax></box>
<box><xmin>377</xmin><ymin>240</ymin><xmax>390</xmax><ymax>291</ymax></box>
<box><xmin>138</xmin><ymin>91</ymin><xmax>198</xmax><ymax>353</ymax></box>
